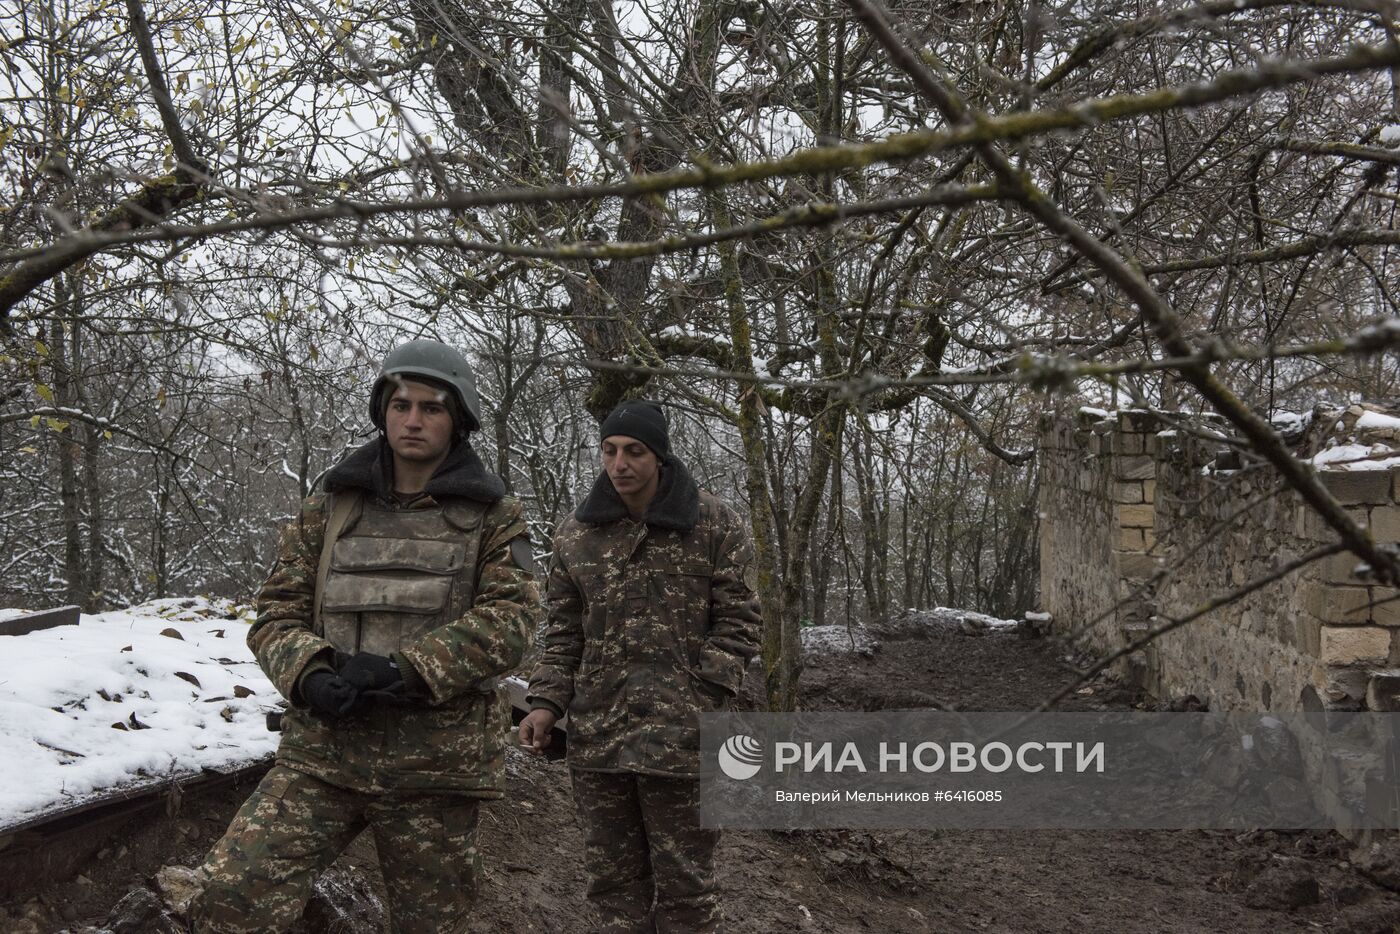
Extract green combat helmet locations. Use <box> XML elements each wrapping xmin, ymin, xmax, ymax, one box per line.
<box><xmin>369</xmin><ymin>339</ymin><xmax>483</xmax><ymax>435</ymax></box>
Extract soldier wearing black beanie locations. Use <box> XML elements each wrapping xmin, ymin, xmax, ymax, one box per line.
<box><xmin>522</xmin><ymin>395</ymin><xmax>763</xmax><ymax>932</ymax></box>
<box><xmin>598</xmin><ymin>399</ymin><xmax>670</xmax><ymax>458</ymax></box>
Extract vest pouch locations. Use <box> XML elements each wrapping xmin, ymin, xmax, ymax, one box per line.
<box><xmin>319</xmin><ymin>536</ymin><xmax>466</xmax><ymax>654</ymax></box>
<box><xmin>331</xmin><ymin>538</ymin><xmax>467</xmax><ymax>576</ymax></box>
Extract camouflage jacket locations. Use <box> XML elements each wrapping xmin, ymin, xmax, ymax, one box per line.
<box><xmin>249</xmin><ymin>438</ymin><xmax>542</xmax><ymax>797</ymax></box>
<box><xmin>526</xmin><ymin>457</ymin><xmax>762</xmax><ymax>777</ymax></box>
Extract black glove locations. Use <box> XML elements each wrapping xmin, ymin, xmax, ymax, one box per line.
<box><xmin>302</xmin><ymin>671</ymin><xmax>358</xmax><ymax>717</ymax></box>
<box><xmin>339</xmin><ymin>652</ymin><xmax>402</xmax><ymax>690</ymax></box>
<box><xmin>339</xmin><ymin>652</ymin><xmax>405</xmax><ymax>704</ymax></box>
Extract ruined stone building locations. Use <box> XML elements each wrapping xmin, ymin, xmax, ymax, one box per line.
<box><xmin>1039</xmin><ymin>404</ymin><xmax>1400</xmax><ymax>714</ymax></box>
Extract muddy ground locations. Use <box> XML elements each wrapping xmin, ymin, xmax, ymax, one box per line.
<box><xmin>9</xmin><ymin>612</ymin><xmax>1400</xmax><ymax>933</ymax></box>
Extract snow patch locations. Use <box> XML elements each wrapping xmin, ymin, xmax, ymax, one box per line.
<box><xmin>0</xmin><ymin>597</ymin><xmax>278</xmax><ymax>831</ymax></box>
<box><xmin>800</xmin><ymin>625</ymin><xmax>879</xmax><ymax>655</ymax></box>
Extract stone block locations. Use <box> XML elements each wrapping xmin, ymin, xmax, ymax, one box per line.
<box><xmin>1320</xmin><ymin>626</ymin><xmax>1390</xmax><ymax>665</ymax></box>
<box><xmin>1114</xmin><ymin>481</ymin><xmax>1144</xmax><ymax>505</ymax></box>
<box><xmin>1115</xmin><ymin>526</ymin><xmax>1145</xmax><ymax>551</ymax></box>
<box><xmin>1312</xmin><ymin>551</ymin><xmax>1375</xmax><ymax>585</ymax></box>
<box><xmin>1373</xmin><ymin>505</ymin><xmax>1400</xmax><ymax>543</ymax></box>
<box><xmin>1115</xmin><ymin>455</ymin><xmax>1155</xmax><ymax>481</ymax></box>
<box><xmin>1373</xmin><ymin>588</ymin><xmax>1400</xmax><ymax>627</ymax></box>
<box><xmin>1295</xmin><ymin>614</ymin><xmax>1322</xmax><ymax>657</ymax></box>
<box><xmin>1311</xmin><ymin>663</ymin><xmax>1370</xmax><ymax>709</ymax></box>
<box><xmin>1114</xmin><ymin>432</ymin><xmax>1145</xmax><ymax>455</ymax></box>
<box><xmin>1321</xmin><ymin>470</ymin><xmax>1393</xmax><ymax>505</ymax></box>
<box><xmin>1298</xmin><ymin>506</ymin><xmax>1369</xmax><ymax>541</ymax></box>
<box><xmin>1114</xmin><ymin>504</ymin><xmax>1155</xmax><ymax>528</ymax></box>
<box><xmin>1115</xmin><ymin>551</ymin><xmax>1160</xmax><ymax>580</ymax></box>
<box><xmin>1298</xmin><ymin>580</ymin><xmax>1372</xmax><ymax>624</ymax></box>
<box><xmin>1365</xmin><ymin>670</ymin><xmax>1400</xmax><ymax>711</ymax></box>
<box><xmin>1089</xmin><ymin>434</ymin><xmax>1103</xmax><ymax>456</ymax></box>
<box><xmin>1118</xmin><ymin>411</ymin><xmax>1159</xmax><ymax>434</ymax></box>
<box><xmin>1142</xmin><ymin>526</ymin><xmax>1156</xmax><ymax>549</ymax></box>
<box><xmin>1142</xmin><ymin>479</ymin><xmax>1156</xmax><ymax>504</ymax></box>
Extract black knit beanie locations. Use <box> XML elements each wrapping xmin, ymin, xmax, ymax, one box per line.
<box><xmin>599</xmin><ymin>400</ymin><xmax>670</xmax><ymax>458</ymax></box>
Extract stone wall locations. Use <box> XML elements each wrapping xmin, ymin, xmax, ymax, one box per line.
<box><xmin>1039</xmin><ymin>403</ymin><xmax>1400</xmax><ymax>713</ymax></box>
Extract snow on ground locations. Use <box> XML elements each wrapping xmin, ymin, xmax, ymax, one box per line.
<box><xmin>800</xmin><ymin>624</ymin><xmax>879</xmax><ymax>655</ymax></box>
<box><xmin>0</xmin><ymin>597</ymin><xmax>278</xmax><ymax>830</ymax></box>
<box><xmin>804</xmin><ymin>607</ymin><xmax>1022</xmax><ymax>654</ymax></box>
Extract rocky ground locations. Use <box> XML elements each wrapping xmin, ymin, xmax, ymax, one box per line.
<box><xmin>8</xmin><ymin>610</ymin><xmax>1400</xmax><ymax>932</ymax></box>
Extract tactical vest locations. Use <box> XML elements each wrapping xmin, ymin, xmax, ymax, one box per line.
<box><xmin>313</xmin><ymin>491</ymin><xmax>488</xmax><ymax>657</ymax></box>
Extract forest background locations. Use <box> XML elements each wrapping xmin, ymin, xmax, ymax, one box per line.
<box><xmin>2</xmin><ymin>0</ymin><xmax>1398</xmax><ymax>710</ymax></box>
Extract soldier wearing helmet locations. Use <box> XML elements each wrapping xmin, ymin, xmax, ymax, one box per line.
<box><xmin>192</xmin><ymin>339</ymin><xmax>542</xmax><ymax>933</ymax></box>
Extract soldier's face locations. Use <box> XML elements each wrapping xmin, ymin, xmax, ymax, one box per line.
<box><xmin>385</xmin><ymin>379</ymin><xmax>455</xmax><ymax>464</ymax></box>
<box><xmin>602</xmin><ymin>435</ymin><xmax>660</xmax><ymax>499</ymax></box>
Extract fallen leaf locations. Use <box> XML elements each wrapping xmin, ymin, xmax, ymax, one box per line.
<box><xmin>111</xmin><ymin>722</ymin><xmax>128</xmax><ymax>731</ymax></box>
<box><xmin>97</xmin><ymin>689</ymin><xmax>117</xmax><ymax>702</ymax></box>
<box><xmin>159</xmin><ymin>628</ymin><xmax>184</xmax><ymax>640</ymax></box>
<box><xmin>120</xmin><ymin>645</ymin><xmax>133</xmax><ymax>652</ymax></box>
<box><xmin>219</xmin><ymin>706</ymin><xmax>235</xmax><ymax>722</ymax></box>
<box><xmin>208</xmin><ymin>629</ymin><xmax>225</xmax><ymax>638</ymax></box>
<box><xmin>233</xmin><ymin>685</ymin><xmax>255</xmax><ymax>698</ymax></box>
<box><xmin>173</xmin><ymin>671</ymin><xmax>201</xmax><ymax>688</ymax></box>
<box><xmin>127</xmin><ymin>712</ymin><xmax>149</xmax><ymax>730</ymax></box>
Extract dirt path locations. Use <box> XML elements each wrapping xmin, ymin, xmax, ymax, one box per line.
<box><xmin>14</xmin><ymin>613</ymin><xmax>1400</xmax><ymax>932</ymax></box>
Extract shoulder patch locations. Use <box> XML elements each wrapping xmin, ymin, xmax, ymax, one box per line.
<box><xmin>510</xmin><ymin>536</ymin><xmax>540</xmax><ymax>575</ymax></box>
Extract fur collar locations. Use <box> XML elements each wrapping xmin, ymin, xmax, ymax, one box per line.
<box><xmin>575</xmin><ymin>455</ymin><xmax>700</xmax><ymax>531</ymax></box>
<box><xmin>324</xmin><ymin>436</ymin><xmax>505</xmax><ymax>504</ymax></box>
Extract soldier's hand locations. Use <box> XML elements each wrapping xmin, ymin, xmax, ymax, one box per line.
<box><xmin>339</xmin><ymin>652</ymin><xmax>403</xmax><ymax>692</ymax></box>
<box><xmin>303</xmin><ymin>671</ymin><xmax>359</xmax><ymax>717</ymax></box>
<box><xmin>519</xmin><ymin>708</ymin><xmax>558</xmax><ymax>752</ymax></box>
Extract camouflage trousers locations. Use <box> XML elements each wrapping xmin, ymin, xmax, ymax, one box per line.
<box><xmin>570</xmin><ymin>769</ymin><xmax>721</xmax><ymax>933</ymax></box>
<box><xmin>191</xmin><ymin>765</ymin><xmax>482</xmax><ymax>934</ymax></box>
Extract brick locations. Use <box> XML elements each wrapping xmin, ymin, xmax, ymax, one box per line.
<box><xmin>1114</xmin><ymin>432</ymin><xmax>1145</xmax><ymax>455</ymax></box>
<box><xmin>1373</xmin><ymin>588</ymin><xmax>1400</xmax><ymax>627</ymax></box>
<box><xmin>1312</xmin><ymin>551</ymin><xmax>1375</xmax><ymax>585</ymax></box>
<box><xmin>1299</xmin><ymin>506</ymin><xmax>1369</xmax><ymax>541</ymax></box>
<box><xmin>1311</xmin><ymin>663</ymin><xmax>1370</xmax><ymax>709</ymax></box>
<box><xmin>1366</xmin><ymin>670</ymin><xmax>1400</xmax><ymax>711</ymax></box>
<box><xmin>1114</xmin><ymin>527</ymin><xmax>1145</xmax><ymax>551</ymax></box>
<box><xmin>1298</xmin><ymin>580</ymin><xmax>1372</xmax><ymax>624</ymax></box>
<box><xmin>1115</xmin><ymin>551</ymin><xmax>1160</xmax><ymax>580</ymax></box>
<box><xmin>1293</xmin><ymin>614</ymin><xmax>1322</xmax><ymax>655</ymax></box>
<box><xmin>1115</xmin><ymin>455</ymin><xmax>1155</xmax><ymax>481</ymax></box>
<box><xmin>1373</xmin><ymin>505</ymin><xmax>1400</xmax><ymax>543</ymax></box>
<box><xmin>1118</xmin><ymin>411</ymin><xmax>1159</xmax><ymax>434</ymax></box>
<box><xmin>1321</xmin><ymin>470</ymin><xmax>1392</xmax><ymax>505</ymax></box>
<box><xmin>1114</xmin><ymin>504</ymin><xmax>1155</xmax><ymax>528</ymax></box>
<box><xmin>1114</xmin><ymin>481</ymin><xmax>1144</xmax><ymax>505</ymax></box>
<box><xmin>1320</xmin><ymin>626</ymin><xmax>1391</xmax><ymax>665</ymax></box>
